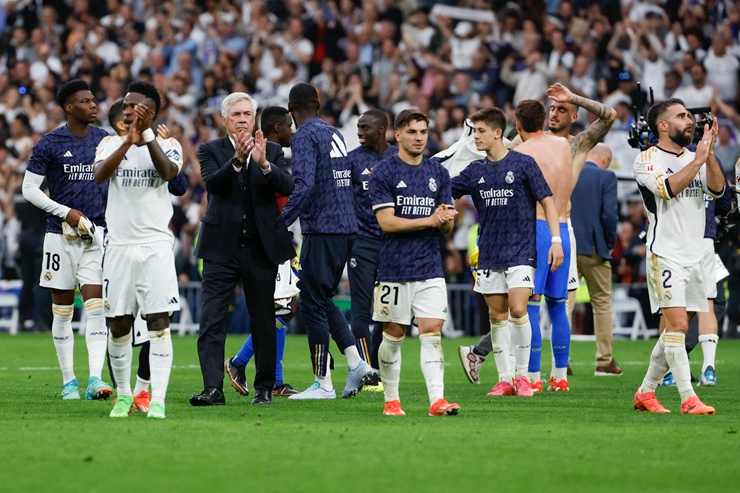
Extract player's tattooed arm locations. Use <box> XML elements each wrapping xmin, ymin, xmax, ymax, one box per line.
<box><xmin>547</xmin><ymin>83</ymin><xmax>616</xmax><ymax>177</ymax></box>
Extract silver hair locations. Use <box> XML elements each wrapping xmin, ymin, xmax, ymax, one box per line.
<box><xmin>221</xmin><ymin>92</ymin><xmax>258</xmax><ymax>118</ymax></box>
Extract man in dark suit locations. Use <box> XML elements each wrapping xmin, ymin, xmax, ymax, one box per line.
<box><xmin>571</xmin><ymin>143</ymin><xmax>622</xmax><ymax>376</ymax></box>
<box><xmin>190</xmin><ymin>92</ymin><xmax>295</xmax><ymax>406</ymax></box>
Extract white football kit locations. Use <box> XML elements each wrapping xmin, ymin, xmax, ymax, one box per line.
<box><xmin>95</xmin><ymin>136</ymin><xmax>183</xmax><ymax>317</ymax></box>
<box><xmin>633</xmin><ymin>146</ymin><xmax>723</xmax><ymax>313</ymax></box>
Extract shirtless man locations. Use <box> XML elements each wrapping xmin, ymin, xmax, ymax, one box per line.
<box><xmin>459</xmin><ymin>85</ymin><xmax>616</xmax><ymax>390</ymax></box>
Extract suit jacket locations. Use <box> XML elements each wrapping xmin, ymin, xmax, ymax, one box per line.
<box><xmin>571</xmin><ymin>161</ymin><xmax>618</xmax><ymax>260</ymax></box>
<box><xmin>196</xmin><ymin>136</ymin><xmax>295</xmax><ymax>265</ymax></box>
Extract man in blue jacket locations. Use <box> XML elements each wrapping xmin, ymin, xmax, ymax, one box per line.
<box><xmin>571</xmin><ymin>143</ymin><xmax>622</xmax><ymax>376</ymax></box>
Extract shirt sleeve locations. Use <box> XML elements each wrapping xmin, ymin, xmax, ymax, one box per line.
<box><xmin>94</xmin><ymin>136</ymin><xmax>120</xmax><ymax>163</ymax></box>
<box><xmin>523</xmin><ymin>156</ymin><xmax>552</xmax><ymax>201</ymax></box>
<box><xmin>26</xmin><ymin>138</ymin><xmax>50</xmax><ymax>176</ymax></box>
<box><xmin>633</xmin><ymin>149</ymin><xmax>673</xmax><ymax>200</ymax></box>
<box><xmin>699</xmin><ymin>162</ymin><xmax>724</xmax><ymax>199</ymax></box>
<box><xmin>438</xmin><ymin>165</ymin><xmax>453</xmax><ymax>206</ymax></box>
<box><xmin>451</xmin><ymin>164</ymin><xmax>473</xmax><ymax>199</ymax></box>
<box><xmin>161</xmin><ymin>138</ymin><xmax>184</xmax><ymax>172</ymax></box>
<box><xmin>281</xmin><ymin>130</ymin><xmax>317</xmax><ymax>225</ymax></box>
<box><xmin>370</xmin><ymin>163</ymin><xmax>394</xmax><ymax>212</ymax></box>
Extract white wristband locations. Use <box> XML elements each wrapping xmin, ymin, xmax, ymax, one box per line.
<box><xmin>142</xmin><ymin>128</ymin><xmax>155</xmax><ymax>143</ymax></box>
<box><xmin>551</xmin><ymin>236</ymin><xmax>562</xmax><ymax>244</ymax></box>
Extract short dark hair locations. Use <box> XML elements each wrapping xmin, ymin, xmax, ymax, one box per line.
<box><xmin>514</xmin><ymin>100</ymin><xmax>545</xmax><ymax>132</ymax></box>
<box><xmin>469</xmin><ymin>107</ymin><xmax>507</xmax><ymax>132</ymax></box>
<box><xmin>260</xmin><ymin>106</ymin><xmax>290</xmax><ymax>133</ymax></box>
<box><xmin>288</xmin><ymin>83</ymin><xmax>320</xmax><ymax>112</ymax></box>
<box><xmin>362</xmin><ymin>108</ymin><xmax>390</xmax><ymax>128</ymax></box>
<box><xmin>647</xmin><ymin>98</ymin><xmax>685</xmax><ymax>135</ymax></box>
<box><xmin>394</xmin><ymin>109</ymin><xmax>429</xmax><ymax>130</ymax></box>
<box><xmin>126</xmin><ymin>80</ymin><xmax>161</xmax><ymax>115</ymax></box>
<box><xmin>56</xmin><ymin>79</ymin><xmax>91</xmax><ymax>107</ymax></box>
<box><xmin>108</xmin><ymin>99</ymin><xmax>124</xmax><ymax>128</ymax></box>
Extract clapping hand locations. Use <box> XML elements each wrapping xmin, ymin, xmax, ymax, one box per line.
<box><xmin>249</xmin><ymin>130</ymin><xmax>269</xmax><ymax>169</ymax></box>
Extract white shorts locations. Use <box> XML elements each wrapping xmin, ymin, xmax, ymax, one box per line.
<box><xmin>647</xmin><ymin>252</ymin><xmax>708</xmax><ymax>314</ymax></box>
<box><xmin>701</xmin><ymin>239</ymin><xmax>729</xmax><ymax>299</ymax></box>
<box><xmin>473</xmin><ymin>265</ymin><xmax>534</xmax><ymax>295</ymax></box>
<box><xmin>372</xmin><ymin>277</ymin><xmax>448</xmax><ymax>325</ymax></box>
<box><xmin>39</xmin><ymin>230</ymin><xmax>104</xmax><ymax>290</ymax></box>
<box><xmin>567</xmin><ymin>221</ymin><xmax>579</xmax><ymax>291</ymax></box>
<box><xmin>103</xmin><ymin>241</ymin><xmax>180</xmax><ymax>317</ymax></box>
<box><xmin>132</xmin><ymin>314</ymin><xmax>150</xmax><ymax>345</ymax></box>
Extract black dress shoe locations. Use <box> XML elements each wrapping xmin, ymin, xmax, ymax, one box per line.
<box><xmin>189</xmin><ymin>387</ymin><xmax>226</xmax><ymax>406</ymax></box>
<box><xmin>251</xmin><ymin>388</ymin><xmax>272</xmax><ymax>405</ymax></box>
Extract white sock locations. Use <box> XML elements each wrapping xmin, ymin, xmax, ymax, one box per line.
<box><xmin>639</xmin><ymin>338</ymin><xmax>668</xmax><ymax>393</ymax></box>
<box><xmin>134</xmin><ymin>376</ymin><xmax>150</xmax><ymax>395</ymax></box>
<box><xmin>83</xmin><ymin>299</ymin><xmax>107</xmax><ymax>379</ymax></box>
<box><xmin>51</xmin><ymin>304</ymin><xmax>75</xmax><ymax>384</ymax></box>
<box><xmin>698</xmin><ymin>334</ymin><xmax>718</xmax><ymax>372</ymax></box>
<box><xmin>344</xmin><ymin>344</ymin><xmax>362</xmax><ymax>370</ymax></box>
<box><xmin>509</xmin><ymin>315</ymin><xmax>531</xmax><ymax>377</ymax></box>
<box><xmin>551</xmin><ymin>367</ymin><xmax>567</xmax><ymax>380</ymax></box>
<box><xmin>379</xmin><ymin>332</ymin><xmax>403</xmax><ymax>402</ymax></box>
<box><xmin>662</xmin><ymin>331</ymin><xmax>695</xmax><ymax>402</ymax></box>
<box><xmin>489</xmin><ymin>319</ymin><xmax>513</xmax><ymax>382</ymax></box>
<box><xmin>108</xmin><ymin>331</ymin><xmax>133</xmax><ymax>397</ymax></box>
<box><xmin>317</xmin><ymin>355</ymin><xmax>333</xmax><ymax>391</ymax></box>
<box><xmin>528</xmin><ymin>371</ymin><xmax>541</xmax><ymax>382</ymax></box>
<box><xmin>149</xmin><ymin>328</ymin><xmax>173</xmax><ymax>406</ymax></box>
<box><xmin>419</xmin><ymin>333</ymin><xmax>444</xmax><ymax>404</ymax></box>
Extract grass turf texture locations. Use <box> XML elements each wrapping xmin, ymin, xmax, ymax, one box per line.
<box><xmin>1</xmin><ymin>334</ymin><xmax>738</xmax><ymax>493</ymax></box>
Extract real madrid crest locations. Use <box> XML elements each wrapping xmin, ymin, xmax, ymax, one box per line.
<box><xmin>44</xmin><ymin>271</ymin><xmax>53</xmax><ymax>281</ymax></box>
<box><xmin>349</xmin><ymin>257</ymin><xmax>357</xmax><ymax>268</ymax></box>
<box><xmin>505</xmin><ymin>171</ymin><xmax>515</xmax><ymax>184</ymax></box>
<box><xmin>428</xmin><ymin>177</ymin><xmax>437</xmax><ymax>192</ymax></box>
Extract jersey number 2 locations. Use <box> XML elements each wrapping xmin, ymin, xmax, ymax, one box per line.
<box><xmin>380</xmin><ymin>285</ymin><xmax>399</xmax><ymax>305</ymax></box>
<box><xmin>661</xmin><ymin>270</ymin><xmax>672</xmax><ymax>289</ymax></box>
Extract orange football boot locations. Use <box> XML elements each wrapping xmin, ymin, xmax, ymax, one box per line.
<box><xmin>428</xmin><ymin>399</ymin><xmax>461</xmax><ymax>416</ymax></box>
<box><xmin>633</xmin><ymin>390</ymin><xmax>670</xmax><ymax>414</ymax></box>
<box><xmin>680</xmin><ymin>395</ymin><xmax>715</xmax><ymax>415</ymax></box>
<box><xmin>383</xmin><ymin>400</ymin><xmax>406</xmax><ymax>416</ymax></box>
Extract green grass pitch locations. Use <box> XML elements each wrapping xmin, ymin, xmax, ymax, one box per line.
<box><xmin>0</xmin><ymin>333</ymin><xmax>738</xmax><ymax>493</ymax></box>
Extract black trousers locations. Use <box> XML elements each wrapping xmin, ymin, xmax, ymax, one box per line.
<box><xmin>348</xmin><ymin>235</ymin><xmax>381</xmax><ymax>364</ymax></box>
<box><xmin>197</xmin><ymin>238</ymin><xmax>278</xmax><ymax>392</ymax></box>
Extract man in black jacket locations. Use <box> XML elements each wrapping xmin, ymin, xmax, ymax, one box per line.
<box><xmin>190</xmin><ymin>92</ymin><xmax>295</xmax><ymax>406</ymax></box>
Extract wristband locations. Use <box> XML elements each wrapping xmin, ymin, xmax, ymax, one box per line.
<box><xmin>142</xmin><ymin>128</ymin><xmax>155</xmax><ymax>143</ymax></box>
<box><xmin>551</xmin><ymin>236</ymin><xmax>562</xmax><ymax>244</ymax></box>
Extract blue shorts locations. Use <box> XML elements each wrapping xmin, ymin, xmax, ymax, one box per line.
<box><xmin>534</xmin><ymin>221</ymin><xmax>571</xmax><ymax>299</ymax></box>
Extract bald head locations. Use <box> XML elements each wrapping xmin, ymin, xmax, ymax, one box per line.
<box><xmin>587</xmin><ymin>143</ymin><xmax>612</xmax><ymax>169</ymax></box>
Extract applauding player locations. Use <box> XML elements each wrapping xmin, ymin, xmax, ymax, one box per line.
<box><xmin>370</xmin><ymin>110</ymin><xmax>460</xmax><ymax>417</ymax></box>
<box><xmin>22</xmin><ymin>79</ymin><xmax>112</xmax><ymax>400</ymax></box>
<box><xmin>633</xmin><ymin>100</ymin><xmax>723</xmax><ymax>415</ymax></box>
<box><xmin>95</xmin><ymin>81</ymin><xmax>183</xmax><ymax>419</ymax></box>
<box><xmin>451</xmin><ymin>108</ymin><xmax>562</xmax><ymax>397</ymax></box>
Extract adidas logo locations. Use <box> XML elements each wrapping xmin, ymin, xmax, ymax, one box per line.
<box><xmin>396</xmin><ymin>181</ymin><xmax>407</xmax><ymax>188</ymax></box>
<box><xmin>361</xmin><ymin>168</ymin><xmax>371</xmax><ymax>175</ymax></box>
<box><xmin>169</xmin><ymin>297</ymin><xmax>178</xmax><ymax>304</ymax></box>
<box><xmin>63</xmin><ymin>150</ymin><xmax>73</xmax><ymax>158</ymax></box>
<box><xmin>478</xmin><ymin>177</ymin><xmax>485</xmax><ymax>184</ymax></box>
<box><xmin>329</xmin><ymin>133</ymin><xmax>348</xmax><ymax>158</ymax></box>
<box><xmin>522</xmin><ymin>276</ymin><xmax>531</xmax><ymax>282</ymax></box>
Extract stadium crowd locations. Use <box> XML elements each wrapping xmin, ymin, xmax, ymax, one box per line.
<box><xmin>0</xmin><ymin>0</ymin><xmax>739</xmax><ymax>332</ymax></box>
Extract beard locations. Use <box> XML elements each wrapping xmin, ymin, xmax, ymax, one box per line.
<box><xmin>669</xmin><ymin>127</ymin><xmax>693</xmax><ymax>148</ymax></box>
